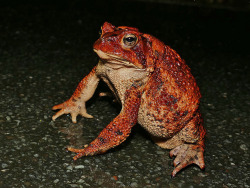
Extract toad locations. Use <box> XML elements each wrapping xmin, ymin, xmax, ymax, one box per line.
<box><xmin>52</xmin><ymin>22</ymin><xmax>206</xmax><ymax>177</ymax></box>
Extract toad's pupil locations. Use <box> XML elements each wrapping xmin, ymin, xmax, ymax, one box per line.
<box><xmin>125</xmin><ymin>37</ymin><xmax>135</xmax><ymax>42</ymax></box>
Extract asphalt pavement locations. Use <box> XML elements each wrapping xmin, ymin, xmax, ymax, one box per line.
<box><xmin>0</xmin><ymin>1</ymin><xmax>249</xmax><ymax>187</ymax></box>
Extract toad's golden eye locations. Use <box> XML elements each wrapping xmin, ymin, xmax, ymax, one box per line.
<box><xmin>122</xmin><ymin>34</ymin><xmax>138</xmax><ymax>48</ymax></box>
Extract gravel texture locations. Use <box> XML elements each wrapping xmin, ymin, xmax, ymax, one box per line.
<box><xmin>0</xmin><ymin>0</ymin><xmax>249</xmax><ymax>187</ymax></box>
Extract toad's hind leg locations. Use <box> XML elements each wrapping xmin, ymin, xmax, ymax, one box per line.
<box><xmin>153</xmin><ymin>111</ymin><xmax>206</xmax><ymax>177</ymax></box>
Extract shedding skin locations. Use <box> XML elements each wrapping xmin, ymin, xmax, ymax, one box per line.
<box><xmin>52</xmin><ymin>22</ymin><xmax>206</xmax><ymax>177</ymax></box>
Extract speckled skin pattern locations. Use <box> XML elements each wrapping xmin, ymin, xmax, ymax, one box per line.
<box><xmin>52</xmin><ymin>22</ymin><xmax>206</xmax><ymax>177</ymax></box>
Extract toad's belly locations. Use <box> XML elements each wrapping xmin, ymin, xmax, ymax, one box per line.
<box><xmin>137</xmin><ymin>107</ymin><xmax>175</xmax><ymax>138</ymax></box>
<box><xmin>137</xmin><ymin>94</ymin><xmax>187</xmax><ymax>138</ymax></box>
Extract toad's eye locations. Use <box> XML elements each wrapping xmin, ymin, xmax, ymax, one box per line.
<box><xmin>122</xmin><ymin>34</ymin><xmax>138</xmax><ymax>48</ymax></box>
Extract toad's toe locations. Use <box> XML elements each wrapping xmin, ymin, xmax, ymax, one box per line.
<box><xmin>170</xmin><ymin>144</ymin><xmax>205</xmax><ymax>177</ymax></box>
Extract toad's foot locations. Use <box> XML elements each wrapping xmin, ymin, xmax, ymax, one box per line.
<box><xmin>68</xmin><ymin>147</ymin><xmax>91</xmax><ymax>160</ymax></box>
<box><xmin>52</xmin><ymin>99</ymin><xmax>93</xmax><ymax>123</ymax></box>
<box><xmin>170</xmin><ymin>144</ymin><xmax>205</xmax><ymax>177</ymax></box>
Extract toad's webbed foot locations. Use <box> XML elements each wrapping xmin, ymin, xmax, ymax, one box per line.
<box><xmin>170</xmin><ymin>143</ymin><xmax>205</xmax><ymax>177</ymax></box>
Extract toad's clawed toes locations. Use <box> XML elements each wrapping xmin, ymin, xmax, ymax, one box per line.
<box><xmin>170</xmin><ymin>144</ymin><xmax>205</xmax><ymax>177</ymax></box>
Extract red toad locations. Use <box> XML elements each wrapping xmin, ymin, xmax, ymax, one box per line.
<box><xmin>52</xmin><ymin>22</ymin><xmax>206</xmax><ymax>177</ymax></box>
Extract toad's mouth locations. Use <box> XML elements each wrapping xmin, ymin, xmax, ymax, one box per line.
<box><xmin>94</xmin><ymin>49</ymin><xmax>143</xmax><ymax>69</ymax></box>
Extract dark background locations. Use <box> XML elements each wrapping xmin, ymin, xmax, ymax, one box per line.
<box><xmin>0</xmin><ymin>0</ymin><xmax>249</xmax><ymax>187</ymax></box>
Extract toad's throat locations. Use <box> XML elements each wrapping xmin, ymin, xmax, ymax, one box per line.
<box><xmin>94</xmin><ymin>49</ymin><xmax>142</xmax><ymax>69</ymax></box>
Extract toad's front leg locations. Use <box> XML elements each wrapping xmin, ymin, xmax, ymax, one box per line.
<box><xmin>52</xmin><ymin>66</ymin><xmax>99</xmax><ymax>123</ymax></box>
<box><xmin>68</xmin><ymin>85</ymin><xmax>142</xmax><ymax>159</ymax></box>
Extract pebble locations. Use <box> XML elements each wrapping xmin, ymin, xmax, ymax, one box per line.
<box><xmin>240</xmin><ymin>144</ymin><xmax>248</xmax><ymax>151</ymax></box>
<box><xmin>67</xmin><ymin>166</ymin><xmax>73</xmax><ymax>170</ymax></box>
<box><xmin>131</xmin><ymin>182</ymin><xmax>138</xmax><ymax>187</ymax></box>
<box><xmin>6</xmin><ymin>116</ymin><xmax>11</xmax><ymax>121</ymax></box>
<box><xmin>2</xmin><ymin>163</ymin><xmax>8</xmax><ymax>168</ymax></box>
<box><xmin>54</xmin><ymin>179</ymin><xmax>59</xmax><ymax>183</ymax></box>
<box><xmin>156</xmin><ymin>150</ymin><xmax>165</xmax><ymax>155</ymax></box>
<box><xmin>75</xmin><ymin>165</ymin><xmax>85</xmax><ymax>169</ymax></box>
